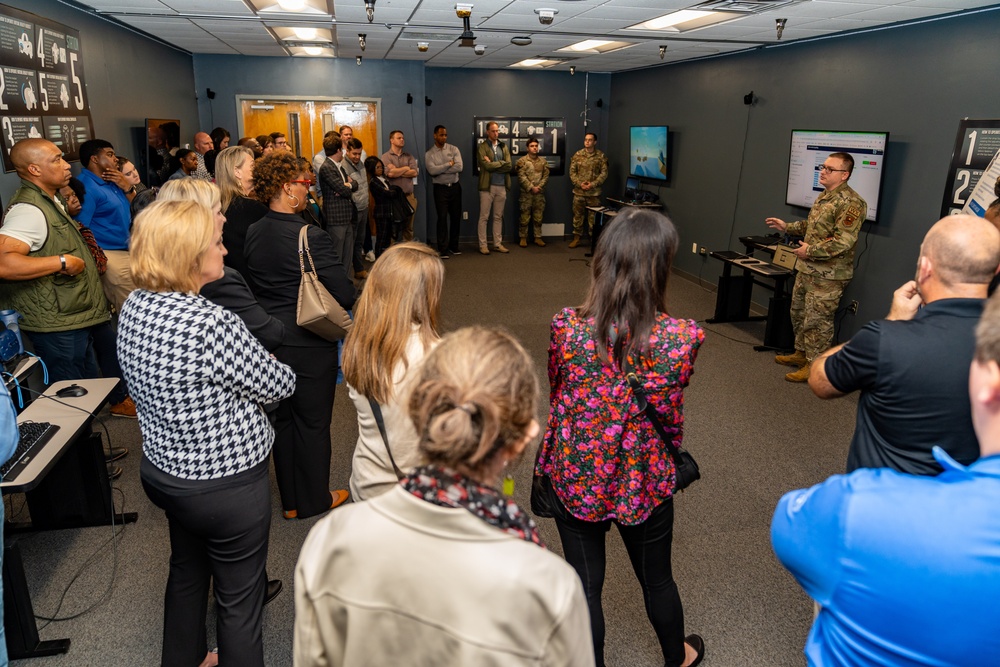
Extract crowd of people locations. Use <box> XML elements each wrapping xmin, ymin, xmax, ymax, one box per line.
<box><xmin>2</xmin><ymin>126</ymin><xmax>1000</xmax><ymax>667</ymax></box>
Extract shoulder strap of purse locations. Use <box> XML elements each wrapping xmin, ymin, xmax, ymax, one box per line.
<box><xmin>297</xmin><ymin>224</ymin><xmax>317</xmax><ymax>275</ymax></box>
<box><xmin>368</xmin><ymin>397</ymin><xmax>405</xmax><ymax>480</ymax></box>
<box><xmin>622</xmin><ymin>358</ymin><xmax>685</xmax><ymax>463</ymax></box>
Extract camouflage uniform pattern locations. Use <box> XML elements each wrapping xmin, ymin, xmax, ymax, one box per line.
<box><xmin>516</xmin><ymin>154</ymin><xmax>549</xmax><ymax>239</ymax></box>
<box><xmin>786</xmin><ymin>182</ymin><xmax>868</xmax><ymax>360</ymax></box>
<box><xmin>569</xmin><ymin>148</ymin><xmax>608</xmax><ymax>235</ymax></box>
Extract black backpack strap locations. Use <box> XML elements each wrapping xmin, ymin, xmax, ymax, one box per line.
<box><xmin>368</xmin><ymin>397</ymin><xmax>405</xmax><ymax>480</ymax></box>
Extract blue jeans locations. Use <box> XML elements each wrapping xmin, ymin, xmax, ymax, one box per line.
<box><xmin>25</xmin><ymin>328</ymin><xmax>100</xmax><ymax>384</ymax></box>
<box><xmin>554</xmin><ymin>497</ymin><xmax>686</xmax><ymax>667</ymax></box>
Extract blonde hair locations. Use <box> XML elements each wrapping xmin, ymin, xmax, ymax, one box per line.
<box><xmin>408</xmin><ymin>327</ymin><xmax>538</xmax><ymax>477</ymax></box>
<box><xmin>130</xmin><ymin>199</ymin><xmax>214</xmax><ymax>293</ymax></box>
<box><xmin>158</xmin><ymin>178</ymin><xmax>221</xmax><ymax>211</ymax></box>
<box><xmin>216</xmin><ymin>145</ymin><xmax>255</xmax><ymax>211</ymax></box>
<box><xmin>342</xmin><ymin>242</ymin><xmax>444</xmax><ymax>403</ymax></box>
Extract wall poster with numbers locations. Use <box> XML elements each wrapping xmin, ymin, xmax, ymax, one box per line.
<box><xmin>941</xmin><ymin>118</ymin><xmax>1000</xmax><ymax>218</ymax></box>
<box><xmin>473</xmin><ymin>117</ymin><xmax>566</xmax><ymax>177</ymax></box>
<box><xmin>0</xmin><ymin>3</ymin><xmax>93</xmax><ymax>173</ymax></box>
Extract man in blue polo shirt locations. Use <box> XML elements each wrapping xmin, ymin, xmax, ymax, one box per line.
<box><xmin>772</xmin><ymin>290</ymin><xmax>1000</xmax><ymax>666</ymax></box>
<box><xmin>808</xmin><ymin>215</ymin><xmax>1000</xmax><ymax>475</ymax></box>
<box><xmin>77</xmin><ymin>138</ymin><xmax>135</xmax><ymax>312</ymax></box>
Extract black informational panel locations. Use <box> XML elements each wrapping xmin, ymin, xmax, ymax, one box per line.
<box><xmin>0</xmin><ymin>3</ymin><xmax>94</xmax><ymax>172</ymax></box>
<box><xmin>473</xmin><ymin>116</ymin><xmax>566</xmax><ymax>176</ymax></box>
<box><xmin>941</xmin><ymin>118</ymin><xmax>1000</xmax><ymax>217</ymax></box>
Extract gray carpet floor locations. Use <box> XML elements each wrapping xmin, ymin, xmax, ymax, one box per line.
<box><xmin>7</xmin><ymin>238</ymin><xmax>859</xmax><ymax>666</ymax></box>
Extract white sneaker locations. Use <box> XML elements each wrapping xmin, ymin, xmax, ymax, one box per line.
<box><xmin>364</xmin><ymin>251</ymin><xmax>376</xmax><ymax>263</ymax></box>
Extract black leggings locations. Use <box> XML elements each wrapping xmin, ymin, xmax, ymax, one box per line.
<box><xmin>554</xmin><ymin>496</ymin><xmax>686</xmax><ymax>667</ymax></box>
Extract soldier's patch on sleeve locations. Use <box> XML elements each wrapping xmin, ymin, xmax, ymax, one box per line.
<box><xmin>842</xmin><ymin>206</ymin><xmax>860</xmax><ymax>227</ymax></box>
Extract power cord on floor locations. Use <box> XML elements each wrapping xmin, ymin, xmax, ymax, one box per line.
<box><xmin>696</xmin><ymin>319</ymin><xmax>761</xmax><ymax>346</ymax></box>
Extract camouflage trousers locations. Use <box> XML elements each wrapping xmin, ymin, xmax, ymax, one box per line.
<box><xmin>519</xmin><ymin>192</ymin><xmax>545</xmax><ymax>238</ymax></box>
<box><xmin>572</xmin><ymin>195</ymin><xmax>601</xmax><ymax>235</ymax></box>
<box><xmin>790</xmin><ymin>272</ymin><xmax>849</xmax><ymax>361</ymax></box>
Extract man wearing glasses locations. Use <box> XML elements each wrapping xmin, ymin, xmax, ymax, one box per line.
<box><xmin>765</xmin><ymin>152</ymin><xmax>867</xmax><ymax>382</ymax></box>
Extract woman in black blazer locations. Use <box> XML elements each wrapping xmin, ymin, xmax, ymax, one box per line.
<box><xmin>245</xmin><ymin>152</ymin><xmax>357</xmax><ymax>520</ymax></box>
<box><xmin>365</xmin><ymin>156</ymin><xmax>396</xmax><ymax>258</ymax></box>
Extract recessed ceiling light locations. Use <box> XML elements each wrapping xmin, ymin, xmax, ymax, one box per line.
<box><xmin>627</xmin><ymin>9</ymin><xmax>737</xmax><ymax>32</ymax></box>
<box><xmin>556</xmin><ymin>39</ymin><xmax>635</xmax><ymax>54</ymax></box>
<box><xmin>304</xmin><ymin>45</ymin><xmax>322</xmax><ymax>55</ymax></box>
<box><xmin>510</xmin><ymin>35</ymin><xmax>532</xmax><ymax>46</ymax></box>
<box><xmin>278</xmin><ymin>0</ymin><xmax>306</xmax><ymax>11</ymax></box>
<box><xmin>293</xmin><ymin>27</ymin><xmax>317</xmax><ymax>40</ymax></box>
<box><xmin>511</xmin><ymin>58</ymin><xmax>559</xmax><ymax>68</ymax></box>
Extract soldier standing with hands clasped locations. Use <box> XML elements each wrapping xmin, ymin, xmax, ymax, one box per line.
<box><xmin>516</xmin><ymin>137</ymin><xmax>549</xmax><ymax>247</ymax></box>
<box><xmin>569</xmin><ymin>133</ymin><xmax>608</xmax><ymax>248</ymax></box>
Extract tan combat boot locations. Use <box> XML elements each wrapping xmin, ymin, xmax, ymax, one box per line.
<box><xmin>785</xmin><ymin>362</ymin><xmax>811</xmax><ymax>383</ymax></box>
<box><xmin>535</xmin><ymin>238</ymin><xmax>546</xmax><ymax>247</ymax></box>
<box><xmin>519</xmin><ymin>238</ymin><xmax>528</xmax><ymax>247</ymax></box>
<box><xmin>568</xmin><ymin>235</ymin><xmax>581</xmax><ymax>248</ymax></box>
<box><xmin>775</xmin><ymin>350</ymin><xmax>807</xmax><ymax>367</ymax></box>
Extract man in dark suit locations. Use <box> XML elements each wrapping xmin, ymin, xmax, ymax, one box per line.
<box><xmin>318</xmin><ymin>132</ymin><xmax>358</xmax><ymax>271</ymax></box>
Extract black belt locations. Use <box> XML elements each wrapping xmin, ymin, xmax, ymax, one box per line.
<box><xmin>433</xmin><ymin>182</ymin><xmax>458</xmax><ymax>187</ymax></box>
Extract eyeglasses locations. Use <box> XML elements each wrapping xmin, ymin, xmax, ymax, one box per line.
<box><xmin>819</xmin><ymin>165</ymin><xmax>847</xmax><ymax>173</ymax></box>
<box><xmin>289</xmin><ymin>179</ymin><xmax>315</xmax><ymax>186</ymax></box>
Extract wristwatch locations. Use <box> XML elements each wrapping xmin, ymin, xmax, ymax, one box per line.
<box><xmin>59</xmin><ymin>254</ymin><xmax>66</xmax><ymax>272</ymax></box>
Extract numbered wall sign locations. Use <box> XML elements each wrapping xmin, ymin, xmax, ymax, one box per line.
<box><xmin>0</xmin><ymin>3</ymin><xmax>93</xmax><ymax>173</ymax></box>
<box><xmin>941</xmin><ymin>118</ymin><xmax>1000</xmax><ymax>217</ymax></box>
<box><xmin>473</xmin><ymin>117</ymin><xmax>566</xmax><ymax>176</ymax></box>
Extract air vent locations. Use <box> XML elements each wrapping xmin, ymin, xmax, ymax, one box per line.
<box><xmin>694</xmin><ymin>0</ymin><xmax>804</xmax><ymax>13</ymax></box>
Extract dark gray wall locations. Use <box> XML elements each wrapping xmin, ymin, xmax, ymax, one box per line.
<box><xmin>0</xmin><ymin>0</ymin><xmax>197</xmax><ymax>199</ymax></box>
<box><xmin>425</xmin><ymin>68</ymin><xmax>611</xmax><ymax>243</ymax></box>
<box><xmin>610</xmin><ymin>7</ymin><xmax>999</xmax><ymax>335</ymax></box>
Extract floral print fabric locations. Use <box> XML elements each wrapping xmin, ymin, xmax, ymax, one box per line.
<box><xmin>536</xmin><ymin>308</ymin><xmax>704</xmax><ymax>525</ymax></box>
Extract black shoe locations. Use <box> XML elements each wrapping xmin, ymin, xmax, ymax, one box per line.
<box><xmin>105</xmin><ymin>446</ymin><xmax>128</xmax><ymax>463</ymax></box>
<box><xmin>449</xmin><ymin>248</ymin><xmax>462</xmax><ymax>255</ymax></box>
<box><xmin>107</xmin><ymin>464</ymin><xmax>122</xmax><ymax>480</ymax></box>
<box><xmin>438</xmin><ymin>251</ymin><xmax>450</xmax><ymax>259</ymax></box>
<box><xmin>264</xmin><ymin>579</ymin><xmax>283</xmax><ymax>606</ymax></box>
<box><xmin>682</xmin><ymin>634</ymin><xmax>705</xmax><ymax>667</ymax></box>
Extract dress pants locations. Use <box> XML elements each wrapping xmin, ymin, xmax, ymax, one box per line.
<box><xmin>272</xmin><ymin>342</ymin><xmax>338</xmax><ymax>518</ymax></box>
<box><xmin>433</xmin><ymin>182</ymin><xmax>463</xmax><ymax>252</ymax></box>
<box><xmin>100</xmin><ymin>249</ymin><xmax>135</xmax><ymax>313</ymax></box>
<box><xmin>352</xmin><ymin>206</ymin><xmax>369</xmax><ymax>272</ymax></box>
<box><xmin>328</xmin><ymin>218</ymin><xmax>355</xmax><ymax>275</ymax></box>
<box><xmin>141</xmin><ymin>459</ymin><xmax>271</xmax><ymax>667</ymax></box>
<box><xmin>26</xmin><ymin>327</ymin><xmax>100</xmax><ymax>384</ymax></box>
<box><xmin>554</xmin><ymin>495</ymin><xmax>686</xmax><ymax>667</ymax></box>
<box><xmin>477</xmin><ymin>184</ymin><xmax>507</xmax><ymax>248</ymax></box>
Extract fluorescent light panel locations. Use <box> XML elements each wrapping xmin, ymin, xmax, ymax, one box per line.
<box><xmin>627</xmin><ymin>9</ymin><xmax>737</xmax><ymax>32</ymax></box>
<box><xmin>557</xmin><ymin>39</ymin><xmax>635</xmax><ymax>54</ymax></box>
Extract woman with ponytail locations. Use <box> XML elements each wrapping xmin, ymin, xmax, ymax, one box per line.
<box><xmin>294</xmin><ymin>327</ymin><xmax>594</xmax><ymax>667</ymax></box>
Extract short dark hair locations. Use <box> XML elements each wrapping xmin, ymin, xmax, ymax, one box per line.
<box><xmin>339</xmin><ymin>125</ymin><xmax>352</xmax><ymax>134</ymax></box>
<box><xmin>526</xmin><ymin>137</ymin><xmax>539</xmax><ymax>147</ymax></box>
<box><xmin>323</xmin><ymin>132</ymin><xmax>342</xmax><ymax>156</ymax></box>
<box><xmin>175</xmin><ymin>148</ymin><xmax>195</xmax><ymax>160</ymax></box>
<box><xmin>347</xmin><ymin>137</ymin><xmax>363</xmax><ymax>151</ymax></box>
<box><xmin>829</xmin><ymin>152</ymin><xmax>854</xmax><ymax>176</ymax></box>
<box><xmin>389</xmin><ymin>130</ymin><xmax>403</xmax><ymax>140</ymax></box>
<box><xmin>270</xmin><ymin>131</ymin><xmax>285</xmax><ymax>141</ymax></box>
<box><xmin>585</xmin><ymin>132</ymin><xmax>597</xmax><ymax>143</ymax></box>
<box><xmin>79</xmin><ymin>139</ymin><xmax>113</xmax><ymax>168</ymax></box>
<box><xmin>433</xmin><ymin>125</ymin><xmax>446</xmax><ymax>134</ymax></box>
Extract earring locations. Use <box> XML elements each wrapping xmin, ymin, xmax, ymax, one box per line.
<box><xmin>286</xmin><ymin>192</ymin><xmax>300</xmax><ymax>208</ymax></box>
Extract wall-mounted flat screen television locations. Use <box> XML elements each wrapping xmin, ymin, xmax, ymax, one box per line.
<box><xmin>785</xmin><ymin>129</ymin><xmax>888</xmax><ymax>223</ymax></box>
<box><xmin>146</xmin><ymin>118</ymin><xmax>181</xmax><ymax>187</ymax></box>
<box><xmin>629</xmin><ymin>126</ymin><xmax>668</xmax><ymax>181</ymax></box>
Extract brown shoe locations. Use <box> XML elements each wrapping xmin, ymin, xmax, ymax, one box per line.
<box><xmin>534</xmin><ymin>238</ymin><xmax>546</xmax><ymax>247</ymax></box>
<box><xmin>354</xmin><ymin>270</ymin><xmax>368</xmax><ymax>280</ymax></box>
<box><xmin>479</xmin><ymin>245</ymin><xmax>490</xmax><ymax>255</ymax></box>
<box><xmin>110</xmin><ymin>396</ymin><xmax>137</xmax><ymax>418</ymax></box>
<box><xmin>519</xmin><ymin>238</ymin><xmax>528</xmax><ymax>248</ymax></box>
<box><xmin>775</xmin><ymin>350</ymin><xmax>807</xmax><ymax>367</ymax></box>
<box><xmin>493</xmin><ymin>244</ymin><xmax>509</xmax><ymax>254</ymax></box>
<box><xmin>568</xmin><ymin>235</ymin><xmax>581</xmax><ymax>248</ymax></box>
<box><xmin>785</xmin><ymin>362</ymin><xmax>812</xmax><ymax>383</ymax></box>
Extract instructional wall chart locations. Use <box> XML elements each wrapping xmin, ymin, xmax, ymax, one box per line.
<box><xmin>0</xmin><ymin>3</ymin><xmax>93</xmax><ymax>173</ymax></box>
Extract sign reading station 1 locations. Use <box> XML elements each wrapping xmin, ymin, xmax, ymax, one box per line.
<box><xmin>0</xmin><ymin>3</ymin><xmax>94</xmax><ymax>172</ymax></box>
<box><xmin>473</xmin><ymin>117</ymin><xmax>566</xmax><ymax>177</ymax></box>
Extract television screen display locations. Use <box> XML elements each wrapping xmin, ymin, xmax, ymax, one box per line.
<box><xmin>785</xmin><ymin>130</ymin><xmax>888</xmax><ymax>223</ymax></box>
<box><xmin>630</xmin><ymin>126</ymin><xmax>668</xmax><ymax>181</ymax></box>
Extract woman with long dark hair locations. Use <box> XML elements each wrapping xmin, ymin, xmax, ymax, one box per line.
<box><xmin>534</xmin><ymin>208</ymin><xmax>706</xmax><ymax>667</ymax></box>
<box><xmin>365</xmin><ymin>155</ymin><xmax>395</xmax><ymax>257</ymax></box>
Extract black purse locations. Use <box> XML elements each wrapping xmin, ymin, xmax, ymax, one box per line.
<box><xmin>530</xmin><ymin>447</ymin><xmax>557</xmax><ymax>518</ymax></box>
<box><xmin>623</xmin><ymin>357</ymin><xmax>701</xmax><ymax>492</ymax></box>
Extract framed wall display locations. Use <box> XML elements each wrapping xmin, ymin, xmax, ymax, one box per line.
<box><xmin>0</xmin><ymin>3</ymin><xmax>93</xmax><ymax>173</ymax></box>
<box><xmin>941</xmin><ymin>118</ymin><xmax>1000</xmax><ymax>218</ymax></box>
<box><xmin>473</xmin><ymin>117</ymin><xmax>566</xmax><ymax>176</ymax></box>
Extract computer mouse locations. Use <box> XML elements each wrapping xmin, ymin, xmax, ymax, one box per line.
<box><xmin>56</xmin><ymin>384</ymin><xmax>88</xmax><ymax>398</ymax></box>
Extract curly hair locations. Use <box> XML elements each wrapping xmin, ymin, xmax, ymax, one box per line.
<box><xmin>253</xmin><ymin>151</ymin><xmax>303</xmax><ymax>205</ymax></box>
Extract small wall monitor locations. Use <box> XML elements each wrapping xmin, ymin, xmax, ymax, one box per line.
<box><xmin>630</xmin><ymin>126</ymin><xmax>668</xmax><ymax>181</ymax></box>
<box><xmin>785</xmin><ymin>129</ymin><xmax>888</xmax><ymax>222</ymax></box>
<box><xmin>624</xmin><ymin>176</ymin><xmax>640</xmax><ymax>200</ymax></box>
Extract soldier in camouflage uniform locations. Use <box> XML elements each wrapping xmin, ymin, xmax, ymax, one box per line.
<box><xmin>516</xmin><ymin>137</ymin><xmax>549</xmax><ymax>247</ymax></box>
<box><xmin>569</xmin><ymin>132</ymin><xmax>608</xmax><ymax>248</ymax></box>
<box><xmin>765</xmin><ymin>152</ymin><xmax>867</xmax><ymax>382</ymax></box>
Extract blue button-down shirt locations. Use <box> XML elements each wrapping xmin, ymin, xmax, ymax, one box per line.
<box><xmin>772</xmin><ymin>447</ymin><xmax>1000</xmax><ymax>666</ymax></box>
<box><xmin>77</xmin><ymin>168</ymin><xmax>131</xmax><ymax>250</ymax></box>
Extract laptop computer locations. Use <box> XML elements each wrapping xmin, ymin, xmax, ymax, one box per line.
<box><xmin>772</xmin><ymin>245</ymin><xmax>799</xmax><ymax>270</ymax></box>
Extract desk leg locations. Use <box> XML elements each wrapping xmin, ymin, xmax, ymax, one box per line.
<box><xmin>707</xmin><ymin>273</ymin><xmax>755</xmax><ymax>323</ymax></box>
<box><xmin>585</xmin><ymin>211</ymin><xmax>605</xmax><ymax>258</ymax></box>
<box><xmin>16</xmin><ymin>432</ymin><xmax>138</xmax><ymax>532</ymax></box>
<box><xmin>3</xmin><ymin>537</ymin><xmax>71</xmax><ymax>659</ymax></box>
<box><xmin>756</xmin><ymin>293</ymin><xmax>795</xmax><ymax>352</ymax></box>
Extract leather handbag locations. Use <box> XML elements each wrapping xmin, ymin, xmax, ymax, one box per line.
<box><xmin>623</xmin><ymin>358</ymin><xmax>701</xmax><ymax>492</ymax></box>
<box><xmin>296</xmin><ymin>225</ymin><xmax>352</xmax><ymax>341</ymax></box>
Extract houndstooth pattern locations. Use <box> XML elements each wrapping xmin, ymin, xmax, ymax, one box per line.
<box><xmin>118</xmin><ymin>290</ymin><xmax>296</xmax><ymax>480</ymax></box>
